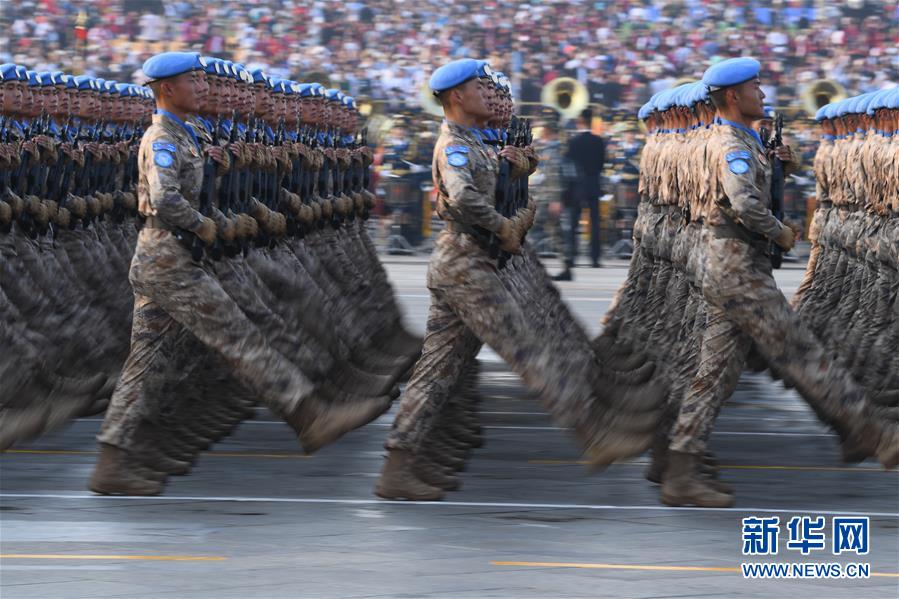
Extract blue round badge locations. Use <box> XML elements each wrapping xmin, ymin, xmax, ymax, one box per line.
<box><xmin>447</xmin><ymin>152</ymin><xmax>469</xmax><ymax>167</ymax></box>
<box><xmin>154</xmin><ymin>150</ymin><xmax>174</xmax><ymax>168</ymax></box>
<box><xmin>729</xmin><ymin>159</ymin><xmax>749</xmax><ymax>175</ymax></box>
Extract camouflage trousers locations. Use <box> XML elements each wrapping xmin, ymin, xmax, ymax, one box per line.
<box><xmin>669</xmin><ymin>235</ymin><xmax>866</xmax><ymax>455</ymax></box>
<box><xmin>386</xmin><ymin>230</ymin><xmax>598</xmax><ymax>451</ymax></box>
<box><xmin>97</xmin><ymin>229</ymin><xmax>314</xmax><ymax>449</ymax></box>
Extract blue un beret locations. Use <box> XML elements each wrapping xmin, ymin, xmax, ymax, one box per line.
<box><xmin>0</xmin><ymin>63</ymin><xmax>19</xmax><ymax>82</ymax></box>
<box><xmin>143</xmin><ymin>52</ymin><xmax>204</xmax><ymax>82</ymax></box>
<box><xmin>26</xmin><ymin>71</ymin><xmax>39</xmax><ymax>87</ymax></box>
<box><xmin>326</xmin><ymin>89</ymin><xmax>344</xmax><ymax>102</ymax></box>
<box><xmin>637</xmin><ymin>102</ymin><xmax>652</xmax><ymax>120</ymax></box>
<box><xmin>702</xmin><ymin>57</ymin><xmax>761</xmax><ymax>91</ymax></box>
<box><xmin>866</xmin><ymin>89</ymin><xmax>891</xmax><ymax>115</ymax></box>
<box><xmin>73</xmin><ymin>75</ymin><xmax>95</xmax><ymax>91</ymax></box>
<box><xmin>429</xmin><ymin>58</ymin><xmax>481</xmax><ymax>95</ymax></box>
<box><xmin>814</xmin><ymin>105</ymin><xmax>828</xmax><ymax>121</ymax></box>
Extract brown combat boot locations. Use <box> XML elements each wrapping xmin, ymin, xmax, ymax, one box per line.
<box><xmin>375</xmin><ymin>450</ymin><xmax>445</xmax><ymax>500</ymax></box>
<box><xmin>660</xmin><ymin>451</ymin><xmax>735</xmax><ymax>508</ymax></box>
<box><xmin>414</xmin><ymin>457</ymin><xmax>462</xmax><ymax>491</ymax></box>
<box><xmin>137</xmin><ymin>447</ymin><xmax>191</xmax><ymax>476</ymax></box>
<box><xmin>89</xmin><ymin>444</ymin><xmax>164</xmax><ymax>496</ymax></box>
<box><xmin>285</xmin><ymin>393</ymin><xmax>393</xmax><ymax>454</ymax></box>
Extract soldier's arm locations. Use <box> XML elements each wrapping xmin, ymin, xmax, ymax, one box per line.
<box><xmin>438</xmin><ymin>145</ymin><xmax>504</xmax><ymax>233</ymax></box>
<box><xmin>719</xmin><ymin>145</ymin><xmax>787</xmax><ymax>240</ymax></box>
<box><xmin>144</xmin><ymin>137</ymin><xmax>204</xmax><ymax>232</ymax></box>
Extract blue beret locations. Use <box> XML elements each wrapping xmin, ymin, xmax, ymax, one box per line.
<box><xmin>814</xmin><ymin>105</ymin><xmax>828</xmax><ymax>121</ymax></box>
<box><xmin>762</xmin><ymin>106</ymin><xmax>775</xmax><ymax>119</ymax></box>
<box><xmin>475</xmin><ymin>60</ymin><xmax>494</xmax><ymax>80</ymax></box>
<box><xmin>325</xmin><ymin>89</ymin><xmax>344</xmax><ymax>102</ymax></box>
<box><xmin>201</xmin><ymin>56</ymin><xmax>221</xmax><ymax>75</ymax></box>
<box><xmin>26</xmin><ymin>71</ymin><xmax>39</xmax><ymax>87</ymax></box>
<box><xmin>143</xmin><ymin>52</ymin><xmax>203</xmax><ymax>82</ymax></box>
<box><xmin>854</xmin><ymin>92</ymin><xmax>877</xmax><ymax>116</ymax></box>
<box><xmin>60</xmin><ymin>74</ymin><xmax>76</xmax><ymax>88</ymax></box>
<box><xmin>888</xmin><ymin>88</ymin><xmax>899</xmax><ymax>109</ymax></box>
<box><xmin>655</xmin><ymin>88</ymin><xmax>678</xmax><ymax>112</ymax></box>
<box><xmin>429</xmin><ymin>58</ymin><xmax>481</xmax><ymax>94</ymax></box>
<box><xmin>835</xmin><ymin>99</ymin><xmax>853</xmax><ymax>118</ymax></box>
<box><xmin>702</xmin><ymin>57</ymin><xmax>761</xmax><ymax>91</ymax></box>
<box><xmin>637</xmin><ymin>102</ymin><xmax>652</xmax><ymax>120</ymax></box>
<box><xmin>674</xmin><ymin>83</ymin><xmax>693</xmax><ymax>108</ymax></box>
<box><xmin>866</xmin><ymin>89</ymin><xmax>891</xmax><ymax>115</ymax></box>
<box><xmin>823</xmin><ymin>101</ymin><xmax>840</xmax><ymax>120</ymax></box>
<box><xmin>0</xmin><ymin>63</ymin><xmax>18</xmax><ymax>82</ymax></box>
<box><xmin>646</xmin><ymin>90</ymin><xmax>665</xmax><ymax>113</ymax></box>
<box><xmin>232</xmin><ymin>63</ymin><xmax>251</xmax><ymax>83</ymax></box>
<box><xmin>38</xmin><ymin>71</ymin><xmax>62</xmax><ymax>86</ymax></box>
<box><xmin>690</xmin><ymin>81</ymin><xmax>709</xmax><ymax>105</ymax></box>
<box><xmin>342</xmin><ymin>95</ymin><xmax>356</xmax><ymax>109</ymax></box>
<box><xmin>102</xmin><ymin>80</ymin><xmax>117</xmax><ymax>94</ymax></box>
<box><xmin>72</xmin><ymin>75</ymin><xmax>94</xmax><ymax>91</ymax></box>
<box><xmin>250</xmin><ymin>68</ymin><xmax>268</xmax><ymax>85</ymax></box>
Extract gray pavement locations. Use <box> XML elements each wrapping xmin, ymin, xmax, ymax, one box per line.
<box><xmin>2</xmin><ymin>255</ymin><xmax>897</xmax><ymax>599</ymax></box>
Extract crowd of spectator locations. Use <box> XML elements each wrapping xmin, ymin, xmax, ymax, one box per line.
<box><xmin>5</xmin><ymin>0</ymin><xmax>897</xmax><ymax>118</ymax></box>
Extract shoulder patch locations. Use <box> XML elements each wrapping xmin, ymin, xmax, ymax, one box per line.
<box><xmin>154</xmin><ymin>150</ymin><xmax>175</xmax><ymax>168</ymax></box>
<box><xmin>728</xmin><ymin>159</ymin><xmax>749</xmax><ymax>175</ymax></box>
<box><xmin>445</xmin><ymin>145</ymin><xmax>469</xmax><ymax>167</ymax></box>
<box><xmin>725</xmin><ymin>150</ymin><xmax>751</xmax><ymax>162</ymax></box>
<box><xmin>152</xmin><ymin>141</ymin><xmax>177</xmax><ymax>153</ymax></box>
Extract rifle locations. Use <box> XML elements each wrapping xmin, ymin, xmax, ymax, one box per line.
<box><xmin>190</xmin><ymin>115</ymin><xmax>224</xmax><ymax>261</ymax></box>
<box><xmin>768</xmin><ymin>113</ymin><xmax>785</xmax><ymax>269</ymax></box>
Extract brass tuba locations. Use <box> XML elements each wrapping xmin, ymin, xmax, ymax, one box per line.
<box><xmin>541</xmin><ymin>77</ymin><xmax>590</xmax><ymax>119</ymax></box>
<box><xmin>801</xmin><ymin>79</ymin><xmax>847</xmax><ymax>114</ymax></box>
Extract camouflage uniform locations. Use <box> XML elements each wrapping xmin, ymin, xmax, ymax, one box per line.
<box><xmin>97</xmin><ymin>112</ymin><xmax>314</xmax><ymax>450</ymax></box>
<box><xmin>669</xmin><ymin>122</ymin><xmax>875</xmax><ymax>456</ymax></box>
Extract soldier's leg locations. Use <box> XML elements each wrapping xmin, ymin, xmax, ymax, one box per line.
<box><xmin>705</xmin><ymin>238</ymin><xmax>899</xmax><ymax>467</ymax></box>
<box><xmin>660</xmin><ymin>305</ymin><xmax>749</xmax><ymax>508</ymax></box>
<box><xmin>378</xmin><ymin>289</ymin><xmax>481</xmax><ymax>500</ymax></box>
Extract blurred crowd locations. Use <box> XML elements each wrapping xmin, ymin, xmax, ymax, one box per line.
<box><xmin>5</xmin><ymin>0</ymin><xmax>897</xmax><ymax>115</ymax></box>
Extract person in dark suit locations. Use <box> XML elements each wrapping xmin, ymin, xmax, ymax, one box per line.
<box><xmin>554</xmin><ymin>107</ymin><xmax>605</xmax><ymax>281</ymax></box>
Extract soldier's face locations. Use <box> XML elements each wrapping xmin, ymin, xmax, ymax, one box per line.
<box><xmin>734</xmin><ymin>78</ymin><xmax>765</xmax><ymax>120</ymax></box>
<box><xmin>165</xmin><ymin>70</ymin><xmax>203</xmax><ymax>114</ymax></box>
<box><xmin>1</xmin><ymin>84</ymin><xmax>21</xmax><ymax>112</ymax></box>
<box><xmin>463</xmin><ymin>79</ymin><xmax>490</xmax><ymax>120</ymax></box>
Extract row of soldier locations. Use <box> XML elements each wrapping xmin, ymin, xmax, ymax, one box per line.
<box><xmin>594</xmin><ymin>59</ymin><xmax>898</xmax><ymax>508</ymax></box>
<box><xmin>0</xmin><ymin>56</ymin><xmax>425</xmax><ymax>495</ymax></box>
<box><xmin>795</xmin><ymin>89</ymin><xmax>899</xmax><ymax>409</ymax></box>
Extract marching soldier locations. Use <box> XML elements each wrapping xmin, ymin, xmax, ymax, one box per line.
<box><xmin>661</xmin><ymin>58</ymin><xmax>898</xmax><ymax>507</ymax></box>
<box><xmin>89</xmin><ymin>52</ymin><xmax>389</xmax><ymax>495</ymax></box>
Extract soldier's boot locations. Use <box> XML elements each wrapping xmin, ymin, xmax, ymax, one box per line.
<box><xmin>89</xmin><ymin>444</ymin><xmax>165</xmax><ymax>496</ymax></box>
<box><xmin>660</xmin><ymin>451</ymin><xmax>735</xmax><ymax>508</ymax></box>
<box><xmin>133</xmin><ymin>464</ymin><xmax>168</xmax><ymax>484</ymax></box>
<box><xmin>425</xmin><ymin>446</ymin><xmax>468</xmax><ymax>472</ymax></box>
<box><xmin>162</xmin><ymin>438</ymin><xmax>198</xmax><ymax>463</ymax></box>
<box><xmin>285</xmin><ymin>393</ymin><xmax>393</xmax><ymax>455</ymax></box>
<box><xmin>413</xmin><ymin>457</ymin><xmax>462</xmax><ymax>491</ymax></box>
<box><xmin>375</xmin><ymin>450</ymin><xmax>444</xmax><ymax>501</ymax></box>
<box><xmin>840</xmin><ymin>408</ymin><xmax>899</xmax><ymax>468</ymax></box>
<box><xmin>328</xmin><ymin>361</ymin><xmax>398</xmax><ymax>396</ymax></box>
<box><xmin>645</xmin><ymin>437</ymin><xmax>669</xmax><ymax>484</ymax></box>
<box><xmin>138</xmin><ymin>446</ymin><xmax>192</xmax><ymax>476</ymax></box>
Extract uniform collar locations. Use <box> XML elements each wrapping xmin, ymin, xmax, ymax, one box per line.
<box><xmin>715</xmin><ymin>116</ymin><xmax>764</xmax><ymax>151</ymax></box>
<box><xmin>155</xmin><ymin>108</ymin><xmax>201</xmax><ymax>151</ymax></box>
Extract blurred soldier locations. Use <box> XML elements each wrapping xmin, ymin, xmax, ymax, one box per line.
<box><xmin>529</xmin><ymin>109</ymin><xmax>572</xmax><ymax>255</ymax></box>
<box><xmin>90</xmin><ymin>52</ymin><xmax>386</xmax><ymax>496</ymax></box>
<box><xmin>662</xmin><ymin>58</ymin><xmax>898</xmax><ymax>508</ymax></box>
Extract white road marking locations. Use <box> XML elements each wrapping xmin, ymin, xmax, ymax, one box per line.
<box><xmin>70</xmin><ymin>419</ymin><xmax>830</xmax><ymax>436</ymax></box>
<box><xmin>2</xmin><ymin>493</ymin><xmax>893</xmax><ymax>518</ymax></box>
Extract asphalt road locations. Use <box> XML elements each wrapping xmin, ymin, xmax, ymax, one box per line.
<box><xmin>2</xmin><ymin>253</ymin><xmax>897</xmax><ymax>599</ymax></box>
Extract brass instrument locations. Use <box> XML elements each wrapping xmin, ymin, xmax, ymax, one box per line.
<box><xmin>801</xmin><ymin>79</ymin><xmax>847</xmax><ymax>115</ymax></box>
<box><xmin>540</xmin><ymin>77</ymin><xmax>590</xmax><ymax>120</ymax></box>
